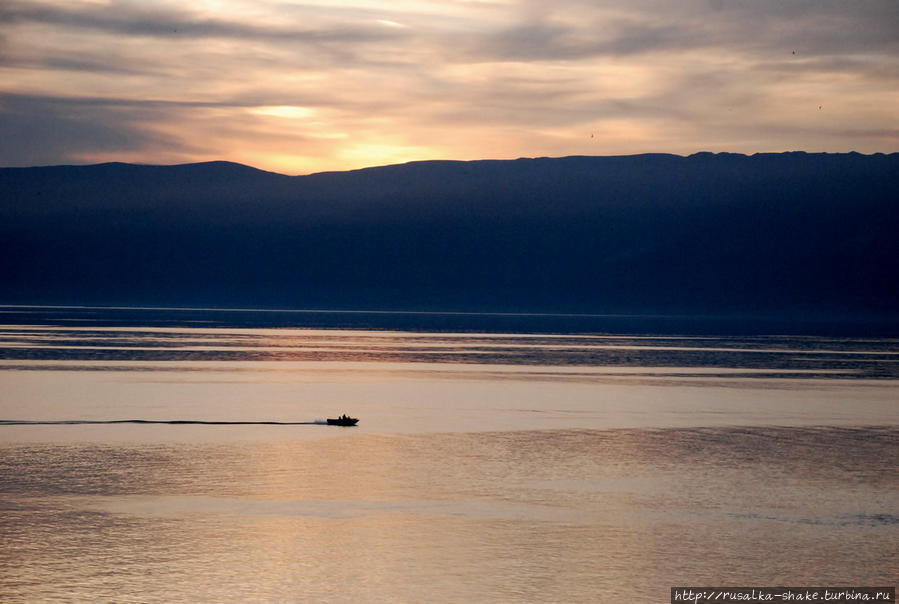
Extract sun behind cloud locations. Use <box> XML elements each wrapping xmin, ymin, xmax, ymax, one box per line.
<box><xmin>1</xmin><ymin>0</ymin><xmax>896</xmax><ymax>172</ymax></box>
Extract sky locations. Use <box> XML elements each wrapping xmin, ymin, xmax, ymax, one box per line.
<box><xmin>1</xmin><ymin>0</ymin><xmax>897</xmax><ymax>174</ymax></box>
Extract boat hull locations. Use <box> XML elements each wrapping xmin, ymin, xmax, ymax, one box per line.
<box><xmin>326</xmin><ymin>418</ymin><xmax>359</xmax><ymax>426</ymax></box>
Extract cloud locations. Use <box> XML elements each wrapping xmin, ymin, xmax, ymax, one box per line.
<box><xmin>460</xmin><ymin>0</ymin><xmax>899</xmax><ymax>63</ymax></box>
<box><xmin>469</xmin><ymin>20</ymin><xmax>702</xmax><ymax>62</ymax></box>
<box><xmin>0</xmin><ymin>0</ymin><xmax>896</xmax><ymax>171</ymax></box>
<box><xmin>0</xmin><ymin>0</ymin><xmax>407</xmax><ymax>44</ymax></box>
<box><xmin>0</xmin><ymin>93</ymin><xmax>182</xmax><ymax>166</ymax></box>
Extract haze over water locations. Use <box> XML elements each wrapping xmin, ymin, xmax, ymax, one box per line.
<box><xmin>1</xmin><ymin>306</ymin><xmax>896</xmax><ymax>602</ymax></box>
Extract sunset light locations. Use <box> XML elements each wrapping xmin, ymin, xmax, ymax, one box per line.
<box><xmin>1</xmin><ymin>2</ymin><xmax>897</xmax><ymax>602</ymax></box>
<box><xmin>2</xmin><ymin>0</ymin><xmax>896</xmax><ymax>173</ymax></box>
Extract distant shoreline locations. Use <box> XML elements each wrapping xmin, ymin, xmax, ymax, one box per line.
<box><xmin>2</xmin><ymin>305</ymin><xmax>898</xmax><ymax>337</ymax></box>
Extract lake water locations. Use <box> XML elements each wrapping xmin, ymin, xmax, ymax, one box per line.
<box><xmin>0</xmin><ymin>306</ymin><xmax>896</xmax><ymax>602</ymax></box>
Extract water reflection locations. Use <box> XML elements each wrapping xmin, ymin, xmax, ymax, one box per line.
<box><xmin>1</xmin><ymin>307</ymin><xmax>896</xmax><ymax>601</ymax></box>
<box><xmin>1</xmin><ymin>427</ymin><xmax>896</xmax><ymax>602</ymax></box>
<box><xmin>3</xmin><ymin>304</ymin><xmax>898</xmax><ymax>336</ymax></box>
<box><xmin>2</xmin><ymin>324</ymin><xmax>898</xmax><ymax>380</ymax></box>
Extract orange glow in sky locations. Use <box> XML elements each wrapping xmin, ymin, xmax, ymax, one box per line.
<box><xmin>1</xmin><ymin>0</ymin><xmax>897</xmax><ymax>173</ymax></box>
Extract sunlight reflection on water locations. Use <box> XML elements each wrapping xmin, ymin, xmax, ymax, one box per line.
<box><xmin>1</xmin><ymin>428</ymin><xmax>896</xmax><ymax>602</ymax></box>
<box><xmin>0</xmin><ymin>309</ymin><xmax>896</xmax><ymax>602</ymax></box>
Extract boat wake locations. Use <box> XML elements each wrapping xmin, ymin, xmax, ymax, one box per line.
<box><xmin>0</xmin><ymin>419</ymin><xmax>326</xmax><ymax>426</ymax></box>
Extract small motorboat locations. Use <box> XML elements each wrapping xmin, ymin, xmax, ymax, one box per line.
<box><xmin>326</xmin><ymin>414</ymin><xmax>358</xmax><ymax>426</ymax></box>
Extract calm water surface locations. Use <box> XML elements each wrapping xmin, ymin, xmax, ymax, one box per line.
<box><xmin>0</xmin><ymin>307</ymin><xmax>896</xmax><ymax>602</ymax></box>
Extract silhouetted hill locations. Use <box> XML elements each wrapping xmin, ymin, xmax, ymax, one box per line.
<box><xmin>2</xmin><ymin>153</ymin><xmax>897</xmax><ymax>319</ymax></box>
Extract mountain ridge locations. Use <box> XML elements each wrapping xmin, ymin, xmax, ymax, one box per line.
<box><xmin>6</xmin><ymin>150</ymin><xmax>897</xmax><ymax>177</ymax></box>
<box><xmin>2</xmin><ymin>152</ymin><xmax>897</xmax><ymax>318</ymax></box>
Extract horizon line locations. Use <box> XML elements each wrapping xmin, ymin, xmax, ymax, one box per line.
<box><xmin>2</xmin><ymin>150</ymin><xmax>894</xmax><ymax>178</ymax></box>
<box><xmin>1</xmin><ymin>304</ymin><xmax>895</xmax><ymax>322</ymax></box>
<box><xmin>0</xmin><ymin>303</ymin><xmax>684</xmax><ymax>319</ymax></box>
